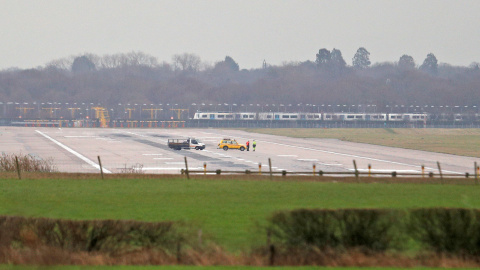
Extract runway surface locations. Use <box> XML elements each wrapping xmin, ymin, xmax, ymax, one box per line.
<box><xmin>0</xmin><ymin>127</ymin><xmax>478</xmax><ymax>176</ymax></box>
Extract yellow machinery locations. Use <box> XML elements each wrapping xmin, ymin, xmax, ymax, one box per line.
<box><xmin>143</xmin><ymin>108</ymin><xmax>163</xmax><ymax>119</ymax></box>
<box><xmin>125</xmin><ymin>108</ymin><xmax>135</xmax><ymax>119</ymax></box>
<box><xmin>42</xmin><ymin>107</ymin><xmax>61</xmax><ymax>118</ymax></box>
<box><xmin>170</xmin><ymin>109</ymin><xmax>189</xmax><ymax>119</ymax></box>
<box><xmin>68</xmin><ymin>108</ymin><xmax>81</xmax><ymax>118</ymax></box>
<box><xmin>91</xmin><ymin>107</ymin><xmax>110</xmax><ymax>128</ymax></box>
<box><xmin>16</xmin><ymin>107</ymin><xmax>34</xmax><ymax>118</ymax></box>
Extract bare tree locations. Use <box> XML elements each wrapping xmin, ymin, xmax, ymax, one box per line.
<box><xmin>172</xmin><ymin>53</ymin><xmax>202</xmax><ymax>72</ymax></box>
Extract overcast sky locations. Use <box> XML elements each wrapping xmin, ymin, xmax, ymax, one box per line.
<box><xmin>1</xmin><ymin>0</ymin><xmax>479</xmax><ymax>70</ymax></box>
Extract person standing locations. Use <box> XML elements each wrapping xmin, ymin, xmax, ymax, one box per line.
<box><xmin>252</xmin><ymin>140</ymin><xmax>256</xmax><ymax>151</ymax></box>
<box><xmin>246</xmin><ymin>140</ymin><xmax>250</xmax><ymax>151</ymax></box>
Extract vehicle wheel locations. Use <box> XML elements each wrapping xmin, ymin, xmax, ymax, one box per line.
<box><xmin>175</xmin><ymin>147</ymin><xmax>181</xmax><ymax>151</ymax></box>
<box><xmin>223</xmin><ymin>146</ymin><xmax>228</xmax><ymax>151</ymax></box>
<box><xmin>195</xmin><ymin>146</ymin><xmax>200</xmax><ymax>150</ymax></box>
<box><xmin>240</xmin><ymin>146</ymin><xmax>245</xmax><ymax>151</ymax></box>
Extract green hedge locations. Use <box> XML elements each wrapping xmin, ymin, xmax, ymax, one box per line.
<box><xmin>268</xmin><ymin>208</ymin><xmax>480</xmax><ymax>255</ymax></box>
<box><xmin>408</xmin><ymin>208</ymin><xmax>480</xmax><ymax>255</ymax></box>
<box><xmin>268</xmin><ymin>208</ymin><xmax>404</xmax><ymax>251</ymax></box>
<box><xmin>0</xmin><ymin>216</ymin><xmax>181</xmax><ymax>254</ymax></box>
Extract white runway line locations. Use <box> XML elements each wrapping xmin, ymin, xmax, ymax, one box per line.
<box><xmin>352</xmin><ymin>169</ymin><xmax>420</xmax><ymax>173</ymax></box>
<box><xmin>318</xmin><ymin>163</ymin><xmax>343</xmax><ymax>166</ymax></box>
<box><xmin>141</xmin><ymin>167</ymin><xmax>203</xmax><ymax>171</ymax></box>
<box><xmin>35</xmin><ymin>130</ymin><xmax>112</xmax><ymax>173</ymax></box>
<box><xmin>153</xmin><ymin>158</ymin><xmax>173</xmax><ymax>160</ymax></box>
<box><xmin>278</xmin><ymin>155</ymin><xmax>298</xmax><ymax>157</ymax></box>
<box><xmin>203</xmin><ymin>131</ymin><xmax>463</xmax><ymax>174</ymax></box>
<box><xmin>64</xmin><ymin>136</ymin><xmax>99</xmax><ymax>138</ymax></box>
<box><xmin>298</xmin><ymin>159</ymin><xmax>318</xmax><ymax>161</ymax></box>
<box><xmin>142</xmin><ymin>154</ymin><xmax>163</xmax><ymax>156</ymax></box>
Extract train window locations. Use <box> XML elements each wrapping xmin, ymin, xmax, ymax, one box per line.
<box><xmin>226</xmin><ymin>115</ymin><xmax>233</xmax><ymax>118</ymax></box>
<box><xmin>202</xmin><ymin>114</ymin><xmax>208</xmax><ymax>118</ymax></box>
<box><xmin>282</xmin><ymin>115</ymin><xmax>289</xmax><ymax>119</ymax></box>
<box><xmin>218</xmin><ymin>115</ymin><xmax>225</xmax><ymax>118</ymax></box>
<box><xmin>242</xmin><ymin>115</ymin><xmax>248</xmax><ymax>118</ymax></box>
<box><xmin>249</xmin><ymin>115</ymin><xmax>254</xmax><ymax>118</ymax></box>
<box><xmin>291</xmin><ymin>115</ymin><xmax>298</xmax><ymax>119</ymax></box>
<box><xmin>355</xmin><ymin>116</ymin><xmax>362</xmax><ymax>119</ymax></box>
<box><xmin>266</xmin><ymin>115</ymin><xmax>272</xmax><ymax>119</ymax></box>
<box><xmin>347</xmin><ymin>115</ymin><xmax>354</xmax><ymax>119</ymax></box>
<box><xmin>307</xmin><ymin>115</ymin><xmax>313</xmax><ymax>119</ymax></box>
<box><xmin>325</xmin><ymin>115</ymin><xmax>331</xmax><ymax>119</ymax></box>
<box><xmin>314</xmin><ymin>115</ymin><xmax>320</xmax><ymax>118</ymax></box>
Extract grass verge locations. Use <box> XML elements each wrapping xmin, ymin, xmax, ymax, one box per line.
<box><xmin>242</xmin><ymin>128</ymin><xmax>480</xmax><ymax>157</ymax></box>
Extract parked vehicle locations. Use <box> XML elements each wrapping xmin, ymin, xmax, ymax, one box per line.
<box><xmin>168</xmin><ymin>138</ymin><xmax>205</xmax><ymax>150</ymax></box>
<box><xmin>218</xmin><ymin>138</ymin><xmax>245</xmax><ymax>151</ymax></box>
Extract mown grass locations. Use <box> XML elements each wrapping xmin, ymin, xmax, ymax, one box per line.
<box><xmin>1</xmin><ymin>175</ymin><xmax>480</xmax><ymax>251</ymax></box>
<box><xmin>243</xmin><ymin>128</ymin><xmax>480</xmax><ymax>158</ymax></box>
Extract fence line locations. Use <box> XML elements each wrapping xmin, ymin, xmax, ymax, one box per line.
<box><xmin>181</xmin><ymin>157</ymin><xmax>480</xmax><ymax>181</ymax></box>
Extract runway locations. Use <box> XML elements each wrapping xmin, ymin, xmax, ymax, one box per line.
<box><xmin>0</xmin><ymin>127</ymin><xmax>477</xmax><ymax>175</ymax></box>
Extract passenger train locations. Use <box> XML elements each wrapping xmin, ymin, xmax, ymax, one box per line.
<box><xmin>193</xmin><ymin>112</ymin><xmax>430</xmax><ymax>122</ymax></box>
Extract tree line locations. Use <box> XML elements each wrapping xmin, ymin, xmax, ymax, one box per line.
<box><xmin>0</xmin><ymin>49</ymin><xmax>479</xmax><ymax>110</ymax></box>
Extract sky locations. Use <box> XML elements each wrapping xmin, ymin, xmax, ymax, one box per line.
<box><xmin>1</xmin><ymin>0</ymin><xmax>479</xmax><ymax>70</ymax></box>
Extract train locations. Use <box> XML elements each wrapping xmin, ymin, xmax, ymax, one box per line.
<box><xmin>193</xmin><ymin>112</ymin><xmax>432</xmax><ymax>122</ymax></box>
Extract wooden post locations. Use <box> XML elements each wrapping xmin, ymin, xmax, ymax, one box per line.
<box><xmin>258</xmin><ymin>163</ymin><xmax>262</xmax><ymax>175</ymax></box>
<box><xmin>353</xmin><ymin>160</ymin><xmax>359</xmax><ymax>182</ymax></box>
<box><xmin>368</xmin><ymin>164</ymin><xmax>371</xmax><ymax>177</ymax></box>
<box><xmin>203</xmin><ymin>162</ymin><xmax>207</xmax><ymax>175</ymax></box>
<box><xmin>475</xmin><ymin>162</ymin><xmax>478</xmax><ymax>185</ymax></box>
<box><xmin>313</xmin><ymin>164</ymin><xmax>316</xmax><ymax>176</ymax></box>
<box><xmin>15</xmin><ymin>156</ymin><xmax>21</xmax><ymax>180</ymax></box>
<box><xmin>184</xmin><ymin>156</ymin><xmax>190</xmax><ymax>180</ymax></box>
<box><xmin>437</xmin><ymin>161</ymin><xmax>443</xmax><ymax>184</ymax></box>
<box><xmin>97</xmin><ymin>156</ymin><xmax>104</xmax><ymax>180</ymax></box>
<box><xmin>268</xmin><ymin>158</ymin><xmax>273</xmax><ymax>180</ymax></box>
<box><xmin>422</xmin><ymin>165</ymin><xmax>425</xmax><ymax>178</ymax></box>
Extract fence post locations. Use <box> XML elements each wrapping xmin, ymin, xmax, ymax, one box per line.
<box><xmin>422</xmin><ymin>165</ymin><xmax>425</xmax><ymax>178</ymax></box>
<box><xmin>184</xmin><ymin>156</ymin><xmax>190</xmax><ymax>180</ymax></box>
<box><xmin>353</xmin><ymin>160</ymin><xmax>359</xmax><ymax>182</ymax></box>
<box><xmin>203</xmin><ymin>162</ymin><xmax>207</xmax><ymax>176</ymax></box>
<box><xmin>15</xmin><ymin>156</ymin><xmax>21</xmax><ymax>180</ymax></box>
<box><xmin>258</xmin><ymin>163</ymin><xmax>262</xmax><ymax>175</ymax></box>
<box><xmin>313</xmin><ymin>164</ymin><xmax>316</xmax><ymax>176</ymax></box>
<box><xmin>475</xmin><ymin>162</ymin><xmax>478</xmax><ymax>185</ymax></box>
<box><xmin>437</xmin><ymin>161</ymin><xmax>443</xmax><ymax>184</ymax></box>
<box><xmin>368</xmin><ymin>164</ymin><xmax>371</xmax><ymax>177</ymax></box>
<box><xmin>97</xmin><ymin>156</ymin><xmax>104</xmax><ymax>180</ymax></box>
<box><xmin>268</xmin><ymin>158</ymin><xmax>273</xmax><ymax>180</ymax></box>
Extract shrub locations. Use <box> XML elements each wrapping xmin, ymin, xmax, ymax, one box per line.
<box><xmin>0</xmin><ymin>153</ymin><xmax>57</xmax><ymax>172</ymax></box>
<box><xmin>268</xmin><ymin>209</ymin><xmax>404</xmax><ymax>252</ymax></box>
<box><xmin>408</xmin><ymin>208</ymin><xmax>480</xmax><ymax>255</ymax></box>
<box><xmin>0</xmin><ymin>216</ymin><xmax>182</xmax><ymax>254</ymax></box>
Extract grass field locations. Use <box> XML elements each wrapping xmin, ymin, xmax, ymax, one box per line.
<box><xmin>2</xmin><ymin>175</ymin><xmax>480</xmax><ymax>251</ymax></box>
<box><xmin>243</xmin><ymin>128</ymin><xmax>480</xmax><ymax>158</ymax></box>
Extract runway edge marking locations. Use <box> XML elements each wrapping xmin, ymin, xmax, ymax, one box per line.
<box><xmin>35</xmin><ymin>130</ymin><xmax>112</xmax><ymax>173</ymax></box>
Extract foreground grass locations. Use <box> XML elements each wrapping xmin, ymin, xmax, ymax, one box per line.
<box><xmin>1</xmin><ymin>175</ymin><xmax>480</xmax><ymax>251</ymax></box>
<box><xmin>243</xmin><ymin>128</ymin><xmax>480</xmax><ymax>157</ymax></box>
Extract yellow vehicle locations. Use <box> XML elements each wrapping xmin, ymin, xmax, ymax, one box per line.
<box><xmin>218</xmin><ymin>138</ymin><xmax>246</xmax><ymax>151</ymax></box>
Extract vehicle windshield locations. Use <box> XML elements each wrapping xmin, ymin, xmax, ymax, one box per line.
<box><xmin>191</xmin><ymin>140</ymin><xmax>198</xmax><ymax>144</ymax></box>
